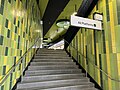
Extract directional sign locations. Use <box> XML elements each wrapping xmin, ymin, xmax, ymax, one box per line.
<box><xmin>70</xmin><ymin>15</ymin><xmax>102</xmax><ymax>30</ymax></box>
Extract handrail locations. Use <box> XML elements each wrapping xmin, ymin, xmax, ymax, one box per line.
<box><xmin>64</xmin><ymin>39</ymin><xmax>120</xmax><ymax>82</ymax></box>
<box><xmin>0</xmin><ymin>37</ymin><xmax>41</xmax><ymax>86</ymax></box>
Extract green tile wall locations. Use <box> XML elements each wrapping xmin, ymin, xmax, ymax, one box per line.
<box><xmin>0</xmin><ymin>0</ymin><xmax>41</xmax><ymax>90</ymax></box>
<box><xmin>67</xmin><ymin>0</ymin><xmax>120</xmax><ymax>90</ymax></box>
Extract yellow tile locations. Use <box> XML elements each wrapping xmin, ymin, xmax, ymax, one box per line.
<box><xmin>97</xmin><ymin>69</ymin><xmax>100</xmax><ymax>85</ymax></box>
<box><xmin>0</xmin><ymin>75</ymin><xmax>2</xmax><ymax>80</ymax></box>
<box><xmin>4</xmin><ymin>56</ymin><xmax>7</xmax><ymax>65</ymax></box>
<box><xmin>109</xmin><ymin>2</ymin><xmax>116</xmax><ymax>53</ymax></box>
<box><xmin>22</xmin><ymin>24</ymin><xmax>25</xmax><ymax>31</ymax></box>
<box><xmin>96</xmin><ymin>43</ymin><xmax>100</xmax><ymax>67</ymax></box>
<box><xmin>16</xmin><ymin>0</ymin><xmax>19</xmax><ymax>9</ymax></box>
<box><xmin>8</xmin><ymin>21</ymin><xmax>11</xmax><ymax>30</ymax></box>
<box><xmin>14</xmin><ymin>80</ymin><xmax>16</xmax><ymax>85</ymax></box>
<box><xmin>0</xmin><ymin>25</ymin><xmax>2</xmax><ymax>34</ymax></box>
<box><xmin>117</xmin><ymin>53</ymin><xmax>120</xmax><ymax>60</ymax></box>
<box><xmin>12</xmin><ymin>32</ymin><xmax>15</xmax><ymax>40</ymax></box>
<box><xmin>6</xmin><ymin>66</ymin><xmax>9</xmax><ymax>74</ymax></box>
<box><xmin>92</xmin><ymin>31</ymin><xmax>94</xmax><ymax>55</ymax></box>
<box><xmin>106</xmin><ymin>41</ymin><xmax>110</xmax><ymax>74</ymax></box>
<box><xmin>15</xmin><ymin>50</ymin><xmax>17</xmax><ymax>56</ymax></box>
<box><xmin>117</xmin><ymin>61</ymin><xmax>120</xmax><ymax>76</ymax></box>
<box><xmin>0</xmin><ymin>0</ymin><xmax>1</xmax><ymax>6</ymax></box>
<box><xmin>106</xmin><ymin>41</ymin><xmax>112</xmax><ymax>90</ymax></box>
<box><xmin>16</xmin><ymin>16</ymin><xmax>18</xmax><ymax>26</ymax></box>
<box><xmin>96</xmin><ymin>43</ymin><xmax>101</xmax><ymax>85</ymax></box>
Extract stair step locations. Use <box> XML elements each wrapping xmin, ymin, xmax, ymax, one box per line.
<box><xmin>38</xmin><ymin>49</ymin><xmax>64</xmax><ymax>51</ymax></box>
<box><xmin>17</xmin><ymin>84</ymin><xmax>95</xmax><ymax>90</ymax></box>
<box><xmin>38</xmin><ymin>50</ymin><xmax>64</xmax><ymax>52</ymax></box>
<box><xmin>38</xmin><ymin>52</ymin><xmax>67</xmax><ymax>54</ymax></box>
<box><xmin>28</xmin><ymin>65</ymin><xmax>78</xmax><ymax>70</ymax></box>
<box><xmin>17</xmin><ymin>79</ymin><xmax>94</xmax><ymax>89</ymax></box>
<box><xmin>37</xmin><ymin>53</ymin><xmax>67</xmax><ymax>55</ymax></box>
<box><xmin>36</xmin><ymin>53</ymin><xmax>68</xmax><ymax>56</ymax></box>
<box><xmin>33</xmin><ymin>58</ymin><xmax>72</xmax><ymax>60</ymax></box>
<box><xmin>25</xmin><ymin>69</ymin><xmax>82</xmax><ymax>76</ymax></box>
<box><xmin>30</xmin><ymin>62</ymin><xmax>75</xmax><ymax>66</ymax></box>
<box><xmin>16</xmin><ymin>49</ymin><xmax>97</xmax><ymax>90</ymax></box>
<box><xmin>22</xmin><ymin>74</ymin><xmax>86</xmax><ymax>83</ymax></box>
<box><xmin>38</xmin><ymin>50</ymin><xmax>65</xmax><ymax>52</ymax></box>
<box><xmin>34</xmin><ymin>56</ymin><xmax>70</xmax><ymax>59</ymax></box>
<box><xmin>42</xmin><ymin>85</ymin><xmax>97</xmax><ymax>90</ymax></box>
<box><xmin>32</xmin><ymin>59</ymin><xmax>73</xmax><ymax>62</ymax></box>
<box><xmin>37</xmin><ymin>51</ymin><xmax>66</xmax><ymax>53</ymax></box>
<box><xmin>35</xmin><ymin>55</ymin><xmax>68</xmax><ymax>57</ymax></box>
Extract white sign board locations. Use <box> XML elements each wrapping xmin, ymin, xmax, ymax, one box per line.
<box><xmin>70</xmin><ymin>15</ymin><xmax>102</xmax><ymax>30</ymax></box>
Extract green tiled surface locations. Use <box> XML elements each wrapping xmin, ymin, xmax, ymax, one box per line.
<box><xmin>0</xmin><ymin>0</ymin><xmax>41</xmax><ymax>89</ymax></box>
<box><xmin>67</xmin><ymin>0</ymin><xmax>120</xmax><ymax>90</ymax></box>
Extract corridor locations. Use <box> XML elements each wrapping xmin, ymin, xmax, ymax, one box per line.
<box><xmin>0</xmin><ymin>0</ymin><xmax>120</xmax><ymax>90</ymax></box>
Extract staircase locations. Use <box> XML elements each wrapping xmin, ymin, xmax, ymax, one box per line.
<box><xmin>16</xmin><ymin>49</ymin><xmax>98</xmax><ymax>90</ymax></box>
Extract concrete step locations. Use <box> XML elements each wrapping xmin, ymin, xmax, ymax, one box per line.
<box><xmin>28</xmin><ymin>65</ymin><xmax>78</xmax><ymax>70</ymax></box>
<box><xmin>43</xmin><ymin>85</ymin><xmax>98</xmax><ymax>90</ymax></box>
<box><xmin>16</xmin><ymin>49</ymin><xmax>97</xmax><ymax>90</ymax></box>
<box><xmin>37</xmin><ymin>51</ymin><xmax>66</xmax><ymax>54</ymax></box>
<box><xmin>25</xmin><ymin>69</ymin><xmax>82</xmax><ymax>76</ymax></box>
<box><xmin>17</xmin><ymin>84</ymin><xmax>96</xmax><ymax>90</ymax></box>
<box><xmin>17</xmin><ymin>79</ymin><xmax>94</xmax><ymax>89</ymax></box>
<box><xmin>22</xmin><ymin>74</ymin><xmax>87</xmax><ymax>83</ymax></box>
<box><xmin>37</xmin><ymin>53</ymin><xmax>68</xmax><ymax>55</ymax></box>
<box><xmin>38</xmin><ymin>51</ymin><xmax>66</xmax><ymax>53</ymax></box>
<box><xmin>38</xmin><ymin>50</ymin><xmax>64</xmax><ymax>51</ymax></box>
<box><xmin>37</xmin><ymin>50</ymin><xmax>65</xmax><ymax>52</ymax></box>
<box><xmin>35</xmin><ymin>54</ymin><xmax>68</xmax><ymax>56</ymax></box>
<box><xmin>34</xmin><ymin>56</ymin><xmax>70</xmax><ymax>59</ymax></box>
<box><xmin>36</xmin><ymin>52</ymin><xmax>67</xmax><ymax>54</ymax></box>
<box><xmin>33</xmin><ymin>58</ymin><xmax>72</xmax><ymax>60</ymax></box>
<box><xmin>30</xmin><ymin>62</ymin><xmax>75</xmax><ymax>66</ymax></box>
<box><xmin>38</xmin><ymin>49</ymin><xmax>64</xmax><ymax>51</ymax></box>
<box><xmin>32</xmin><ymin>59</ymin><xmax>73</xmax><ymax>62</ymax></box>
<box><xmin>37</xmin><ymin>49</ymin><xmax>65</xmax><ymax>51</ymax></box>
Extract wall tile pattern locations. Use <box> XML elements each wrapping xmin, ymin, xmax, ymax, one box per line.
<box><xmin>0</xmin><ymin>0</ymin><xmax>41</xmax><ymax>90</ymax></box>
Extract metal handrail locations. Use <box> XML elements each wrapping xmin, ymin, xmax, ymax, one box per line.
<box><xmin>64</xmin><ymin>39</ymin><xmax>120</xmax><ymax>82</ymax></box>
<box><xmin>0</xmin><ymin>37</ymin><xmax>41</xmax><ymax>86</ymax></box>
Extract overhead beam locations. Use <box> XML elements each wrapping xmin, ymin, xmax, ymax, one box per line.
<box><xmin>42</xmin><ymin>0</ymin><xmax>70</xmax><ymax>36</ymax></box>
<box><xmin>64</xmin><ymin>0</ymin><xmax>99</xmax><ymax>49</ymax></box>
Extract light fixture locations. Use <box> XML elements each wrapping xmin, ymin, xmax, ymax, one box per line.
<box><xmin>40</xmin><ymin>20</ymin><xmax>43</xmax><ymax>24</ymax></box>
<box><xmin>93</xmin><ymin>12</ymin><xmax>103</xmax><ymax>21</ymax></box>
<box><xmin>12</xmin><ymin>9</ymin><xmax>26</xmax><ymax>17</ymax></box>
<box><xmin>35</xmin><ymin>29</ymin><xmax>41</xmax><ymax>32</ymax></box>
<box><xmin>56</xmin><ymin>19</ymin><xmax>70</xmax><ymax>29</ymax></box>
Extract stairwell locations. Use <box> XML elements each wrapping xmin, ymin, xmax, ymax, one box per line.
<box><xmin>16</xmin><ymin>49</ymin><xmax>98</xmax><ymax>90</ymax></box>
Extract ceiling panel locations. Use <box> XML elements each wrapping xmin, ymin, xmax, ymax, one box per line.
<box><xmin>39</xmin><ymin>0</ymin><xmax>49</xmax><ymax>18</ymax></box>
<box><xmin>42</xmin><ymin>0</ymin><xmax>70</xmax><ymax>36</ymax></box>
<box><xmin>44</xmin><ymin>0</ymin><xmax>83</xmax><ymax>43</ymax></box>
<box><xmin>64</xmin><ymin>0</ymin><xmax>99</xmax><ymax>48</ymax></box>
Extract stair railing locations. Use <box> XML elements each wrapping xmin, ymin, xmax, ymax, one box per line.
<box><xmin>0</xmin><ymin>37</ymin><xmax>41</xmax><ymax>86</ymax></box>
<box><xmin>64</xmin><ymin>39</ymin><xmax>120</xmax><ymax>82</ymax></box>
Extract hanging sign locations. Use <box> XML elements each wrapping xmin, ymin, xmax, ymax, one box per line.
<box><xmin>70</xmin><ymin>15</ymin><xmax>102</xmax><ymax>30</ymax></box>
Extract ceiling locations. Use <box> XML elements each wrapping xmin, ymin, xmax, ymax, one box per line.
<box><xmin>44</xmin><ymin>0</ymin><xmax>83</xmax><ymax>43</ymax></box>
<box><xmin>38</xmin><ymin>0</ymin><xmax>98</xmax><ymax>45</ymax></box>
<box><xmin>39</xmin><ymin>0</ymin><xmax>49</xmax><ymax>18</ymax></box>
<box><xmin>38</xmin><ymin>0</ymin><xmax>83</xmax><ymax>43</ymax></box>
